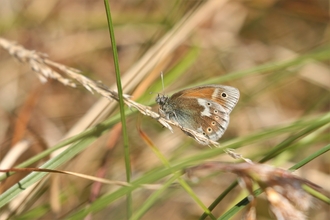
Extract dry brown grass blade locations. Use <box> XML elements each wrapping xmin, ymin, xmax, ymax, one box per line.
<box><xmin>11</xmin><ymin>85</ymin><xmax>43</xmax><ymax>146</ymax></box>
<box><xmin>0</xmin><ymin>168</ymin><xmax>162</xmax><ymax>189</ymax></box>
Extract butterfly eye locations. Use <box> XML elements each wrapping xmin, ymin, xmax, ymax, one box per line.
<box><xmin>214</xmin><ymin>110</ymin><xmax>218</xmax><ymax>114</ymax></box>
<box><xmin>215</xmin><ymin>116</ymin><xmax>219</xmax><ymax>120</ymax></box>
<box><xmin>211</xmin><ymin>121</ymin><xmax>216</xmax><ymax>126</ymax></box>
<box><xmin>202</xmin><ymin>132</ymin><xmax>206</xmax><ymax>136</ymax></box>
<box><xmin>207</xmin><ymin>102</ymin><xmax>211</xmax><ymax>106</ymax></box>
<box><xmin>221</xmin><ymin>92</ymin><xmax>227</xmax><ymax>98</ymax></box>
<box><xmin>207</xmin><ymin>127</ymin><xmax>212</xmax><ymax>133</ymax></box>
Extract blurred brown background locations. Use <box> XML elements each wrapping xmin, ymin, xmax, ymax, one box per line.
<box><xmin>0</xmin><ymin>0</ymin><xmax>329</xmax><ymax>219</ymax></box>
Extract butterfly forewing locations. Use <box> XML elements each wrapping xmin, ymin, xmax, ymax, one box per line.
<box><xmin>175</xmin><ymin>85</ymin><xmax>239</xmax><ymax>113</ymax></box>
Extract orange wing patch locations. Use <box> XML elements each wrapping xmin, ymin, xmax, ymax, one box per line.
<box><xmin>180</xmin><ymin>87</ymin><xmax>215</xmax><ymax>99</ymax></box>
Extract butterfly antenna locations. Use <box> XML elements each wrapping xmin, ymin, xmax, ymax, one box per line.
<box><xmin>160</xmin><ymin>71</ymin><xmax>165</xmax><ymax>95</ymax></box>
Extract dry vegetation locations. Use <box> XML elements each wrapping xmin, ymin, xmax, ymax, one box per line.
<box><xmin>0</xmin><ymin>0</ymin><xmax>329</xmax><ymax>219</ymax></box>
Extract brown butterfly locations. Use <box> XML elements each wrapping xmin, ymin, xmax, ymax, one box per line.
<box><xmin>156</xmin><ymin>85</ymin><xmax>239</xmax><ymax>142</ymax></box>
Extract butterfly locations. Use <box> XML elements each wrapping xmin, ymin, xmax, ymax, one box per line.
<box><xmin>156</xmin><ymin>85</ymin><xmax>239</xmax><ymax>142</ymax></box>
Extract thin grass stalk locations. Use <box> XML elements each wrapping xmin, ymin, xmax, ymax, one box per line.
<box><xmin>290</xmin><ymin>143</ymin><xmax>330</xmax><ymax>171</ymax></box>
<box><xmin>199</xmin><ymin>181</ymin><xmax>238</xmax><ymax>220</ymax></box>
<box><xmin>217</xmin><ymin>189</ymin><xmax>263</xmax><ymax>220</ymax></box>
<box><xmin>259</xmin><ymin>113</ymin><xmax>330</xmax><ymax>162</ymax></box>
<box><xmin>201</xmin><ymin>45</ymin><xmax>330</xmax><ymax>86</ymax></box>
<box><xmin>104</xmin><ymin>0</ymin><xmax>132</xmax><ymax>218</ymax></box>
<box><xmin>303</xmin><ymin>184</ymin><xmax>330</xmax><ymax>205</ymax></box>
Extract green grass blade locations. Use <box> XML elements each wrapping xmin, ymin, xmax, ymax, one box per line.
<box><xmin>104</xmin><ymin>0</ymin><xmax>132</xmax><ymax>217</ymax></box>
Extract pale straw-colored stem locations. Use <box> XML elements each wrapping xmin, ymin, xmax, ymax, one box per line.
<box><xmin>0</xmin><ymin>37</ymin><xmax>218</xmax><ymax>145</ymax></box>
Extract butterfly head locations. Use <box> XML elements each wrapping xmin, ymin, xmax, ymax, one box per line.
<box><xmin>156</xmin><ymin>94</ymin><xmax>174</xmax><ymax>118</ymax></box>
<box><xmin>156</xmin><ymin>94</ymin><xmax>168</xmax><ymax>107</ymax></box>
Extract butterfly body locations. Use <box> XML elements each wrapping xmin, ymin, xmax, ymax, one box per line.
<box><xmin>156</xmin><ymin>85</ymin><xmax>239</xmax><ymax>142</ymax></box>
